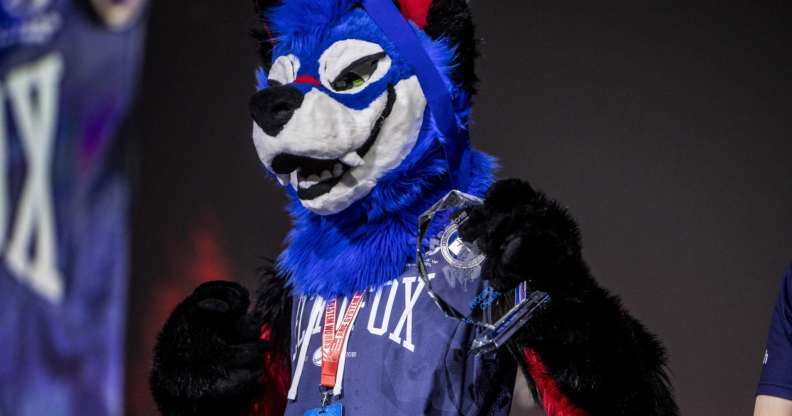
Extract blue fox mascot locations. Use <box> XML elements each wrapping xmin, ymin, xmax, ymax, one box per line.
<box><xmin>150</xmin><ymin>1</ymin><xmax>679</xmax><ymax>415</ymax></box>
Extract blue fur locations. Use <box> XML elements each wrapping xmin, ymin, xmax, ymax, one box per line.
<box><xmin>260</xmin><ymin>0</ymin><xmax>496</xmax><ymax>297</ymax></box>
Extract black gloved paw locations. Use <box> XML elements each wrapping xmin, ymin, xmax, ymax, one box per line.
<box><xmin>150</xmin><ymin>281</ymin><xmax>269</xmax><ymax>415</ymax></box>
<box><xmin>458</xmin><ymin>179</ymin><xmax>583</xmax><ymax>294</ymax></box>
<box><xmin>189</xmin><ymin>280</ymin><xmax>263</xmax><ymax>342</ymax></box>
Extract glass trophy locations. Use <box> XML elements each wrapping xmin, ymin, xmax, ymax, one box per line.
<box><xmin>416</xmin><ymin>190</ymin><xmax>551</xmax><ymax>355</ymax></box>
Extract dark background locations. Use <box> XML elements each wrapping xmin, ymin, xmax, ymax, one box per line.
<box><xmin>125</xmin><ymin>1</ymin><xmax>792</xmax><ymax>415</ymax></box>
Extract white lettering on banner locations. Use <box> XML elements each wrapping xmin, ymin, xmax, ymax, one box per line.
<box><xmin>0</xmin><ymin>53</ymin><xmax>64</xmax><ymax>303</ymax></box>
<box><xmin>0</xmin><ymin>88</ymin><xmax>8</xmax><ymax>251</ymax></box>
<box><xmin>388</xmin><ymin>276</ymin><xmax>426</xmax><ymax>352</ymax></box>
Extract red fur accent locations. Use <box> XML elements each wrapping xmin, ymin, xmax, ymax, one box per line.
<box><xmin>522</xmin><ymin>348</ymin><xmax>589</xmax><ymax>416</ymax></box>
<box><xmin>245</xmin><ymin>326</ymin><xmax>290</xmax><ymax>416</ymax></box>
<box><xmin>397</xmin><ymin>0</ymin><xmax>432</xmax><ymax>27</ymax></box>
<box><xmin>294</xmin><ymin>74</ymin><xmax>320</xmax><ymax>86</ymax></box>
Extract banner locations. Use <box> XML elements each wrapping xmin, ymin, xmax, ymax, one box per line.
<box><xmin>0</xmin><ymin>1</ymin><xmax>145</xmax><ymax>414</ymax></box>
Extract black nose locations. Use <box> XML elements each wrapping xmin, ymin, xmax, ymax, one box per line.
<box><xmin>249</xmin><ymin>85</ymin><xmax>304</xmax><ymax>136</ymax></box>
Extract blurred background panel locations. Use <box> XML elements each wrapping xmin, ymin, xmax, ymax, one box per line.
<box><xmin>126</xmin><ymin>1</ymin><xmax>791</xmax><ymax>415</ymax></box>
<box><xmin>123</xmin><ymin>2</ymin><xmax>289</xmax><ymax>415</ymax></box>
<box><xmin>0</xmin><ymin>0</ymin><xmax>146</xmax><ymax>415</ymax></box>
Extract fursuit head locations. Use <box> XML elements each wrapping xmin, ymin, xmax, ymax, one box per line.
<box><xmin>249</xmin><ymin>0</ymin><xmax>494</xmax><ymax>297</ymax></box>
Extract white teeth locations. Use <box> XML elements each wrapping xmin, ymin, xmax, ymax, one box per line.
<box><xmin>320</xmin><ymin>170</ymin><xmax>333</xmax><ymax>181</ymax></box>
<box><xmin>340</xmin><ymin>152</ymin><xmax>365</xmax><ymax>167</ymax></box>
<box><xmin>300</xmin><ymin>175</ymin><xmax>319</xmax><ymax>189</ymax></box>
<box><xmin>290</xmin><ymin>171</ymin><xmax>299</xmax><ymax>191</ymax></box>
<box><xmin>293</xmin><ymin>173</ymin><xmax>320</xmax><ymax>190</ymax></box>
<box><xmin>333</xmin><ymin>163</ymin><xmax>343</xmax><ymax>177</ymax></box>
<box><xmin>276</xmin><ymin>174</ymin><xmax>289</xmax><ymax>186</ymax></box>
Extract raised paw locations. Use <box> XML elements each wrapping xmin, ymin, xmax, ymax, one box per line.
<box><xmin>458</xmin><ymin>179</ymin><xmax>584</xmax><ymax>294</ymax></box>
<box><xmin>150</xmin><ymin>280</ymin><xmax>269</xmax><ymax>415</ymax></box>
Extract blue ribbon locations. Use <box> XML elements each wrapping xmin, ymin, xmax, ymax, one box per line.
<box><xmin>362</xmin><ymin>0</ymin><xmax>468</xmax><ymax>185</ymax></box>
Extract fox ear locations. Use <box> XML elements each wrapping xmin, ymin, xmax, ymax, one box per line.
<box><xmin>422</xmin><ymin>0</ymin><xmax>478</xmax><ymax>95</ymax></box>
<box><xmin>252</xmin><ymin>0</ymin><xmax>280</xmax><ymax>67</ymax></box>
<box><xmin>396</xmin><ymin>0</ymin><xmax>433</xmax><ymax>27</ymax></box>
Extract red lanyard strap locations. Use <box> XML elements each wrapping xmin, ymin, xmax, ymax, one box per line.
<box><xmin>320</xmin><ymin>293</ymin><xmax>365</xmax><ymax>389</ymax></box>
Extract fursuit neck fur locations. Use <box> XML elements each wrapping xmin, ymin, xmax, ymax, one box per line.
<box><xmin>278</xmin><ymin>137</ymin><xmax>495</xmax><ymax>298</ymax></box>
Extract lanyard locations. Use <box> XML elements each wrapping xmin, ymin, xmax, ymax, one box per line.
<box><xmin>320</xmin><ymin>293</ymin><xmax>365</xmax><ymax>390</ymax></box>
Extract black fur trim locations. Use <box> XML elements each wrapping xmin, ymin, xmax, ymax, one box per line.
<box><xmin>459</xmin><ymin>179</ymin><xmax>679</xmax><ymax>415</ymax></box>
<box><xmin>252</xmin><ymin>259</ymin><xmax>293</xmax><ymax>355</ymax></box>
<box><xmin>521</xmin><ymin>281</ymin><xmax>679</xmax><ymax>415</ymax></box>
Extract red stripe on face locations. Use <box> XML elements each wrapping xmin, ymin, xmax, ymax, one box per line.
<box><xmin>294</xmin><ymin>75</ymin><xmax>321</xmax><ymax>86</ymax></box>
